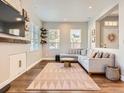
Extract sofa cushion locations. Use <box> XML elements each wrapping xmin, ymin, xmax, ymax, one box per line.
<box><xmin>80</xmin><ymin>49</ymin><xmax>87</xmax><ymax>56</ymax></box>
<box><xmin>109</xmin><ymin>54</ymin><xmax>115</xmax><ymax>59</ymax></box>
<box><xmin>87</xmin><ymin>49</ymin><xmax>95</xmax><ymax>58</ymax></box>
<box><xmin>102</xmin><ymin>53</ymin><xmax>109</xmax><ymax>58</ymax></box>
<box><xmin>76</xmin><ymin>49</ymin><xmax>81</xmax><ymax>54</ymax></box>
<box><xmin>91</xmin><ymin>52</ymin><xmax>97</xmax><ymax>58</ymax></box>
<box><xmin>95</xmin><ymin>52</ymin><xmax>103</xmax><ymax>58</ymax></box>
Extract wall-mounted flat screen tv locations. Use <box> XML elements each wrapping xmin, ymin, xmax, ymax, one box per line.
<box><xmin>0</xmin><ymin>1</ymin><xmax>25</xmax><ymax>37</ymax></box>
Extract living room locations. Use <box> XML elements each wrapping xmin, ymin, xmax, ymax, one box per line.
<box><xmin>0</xmin><ymin>0</ymin><xmax>124</xmax><ymax>93</ymax></box>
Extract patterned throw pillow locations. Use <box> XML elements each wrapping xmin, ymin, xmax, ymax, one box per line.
<box><xmin>80</xmin><ymin>49</ymin><xmax>87</xmax><ymax>56</ymax></box>
<box><xmin>95</xmin><ymin>52</ymin><xmax>103</xmax><ymax>58</ymax></box>
<box><xmin>91</xmin><ymin>52</ymin><xmax>98</xmax><ymax>58</ymax></box>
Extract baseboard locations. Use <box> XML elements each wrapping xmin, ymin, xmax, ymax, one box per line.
<box><xmin>42</xmin><ymin>58</ymin><xmax>55</xmax><ymax>60</ymax></box>
<box><xmin>121</xmin><ymin>75</ymin><xmax>124</xmax><ymax>81</ymax></box>
<box><xmin>26</xmin><ymin>58</ymin><xmax>42</xmax><ymax>71</ymax></box>
<box><xmin>0</xmin><ymin>84</ymin><xmax>10</xmax><ymax>93</ymax></box>
<box><xmin>0</xmin><ymin>70</ymin><xmax>26</xmax><ymax>89</ymax></box>
<box><xmin>0</xmin><ymin>58</ymin><xmax>42</xmax><ymax>89</ymax></box>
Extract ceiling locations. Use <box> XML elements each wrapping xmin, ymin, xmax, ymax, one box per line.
<box><xmin>26</xmin><ymin>0</ymin><xmax>119</xmax><ymax>22</ymax></box>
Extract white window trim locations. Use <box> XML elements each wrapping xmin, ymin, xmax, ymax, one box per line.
<box><xmin>30</xmin><ymin>23</ymin><xmax>40</xmax><ymax>51</ymax></box>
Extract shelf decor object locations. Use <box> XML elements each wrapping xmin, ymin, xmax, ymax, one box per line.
<box><xmin>107</xmin><ymin>33</ymin><xmax>116</xmax><ymax>42</ymax></box>
<box><xmin>22</xmin><ymin>9</ymin><xmax>30</xmax><ymax>31</ymax></box>
<box><xmin>40</xmin><ymin>28</ymin><xmax>48</xmax><ymax>44</ymax></box>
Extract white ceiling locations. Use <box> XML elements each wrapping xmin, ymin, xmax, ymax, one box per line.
<box><xmin>29</xmin><ymin>0</ymin><xmax>119</xmax><ymax>22</ymax></box>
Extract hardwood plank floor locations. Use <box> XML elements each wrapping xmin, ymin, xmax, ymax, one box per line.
<box><xmin>6</xmin><ymin>61</ymin><xmax>124</xmax><ymax>93</ymax></box>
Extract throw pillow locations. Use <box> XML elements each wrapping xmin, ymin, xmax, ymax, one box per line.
<box><xmin>78</xmin><ymin>49</ymin><xmax>81</xmax><ymax>55</ymax></box>
<box><xmin>91</xmin><ymin>52</ymin><xmax>97</xmax><ymax>58</ymax></box>
<box><xmin>102</xmin><ymin>53</ymin><xmax>110</xmax><ymax>58</ymax></box>
<box><xmin>95</xmin><ymin>52</ymin><xmax>100</xmax><ymax>58</ymax></box>
<box><xmin>109</xmin><ymin>54</ymin><xmax>115</xmax><ymax>58</ymax></box>
<box><xmin>100</xmin><ymin>52</ymin><xmax>103</xmax><ymax>58</ymax></box>
<box><xmin>87</xmin><ymin>49</ymin><xmax>94</xmax><ymax>57</ymax></box>
<box><xmin>95</xmin><ymin>52</ymin><xmax>103</xmax><ymax>58</ymax></box>
<box><xmin>80</xmin><ymin>49</ymin><xmax>87</xmax><ymax>56</ymax></box>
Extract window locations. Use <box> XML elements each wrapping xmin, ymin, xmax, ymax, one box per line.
<box><xmin>30</xmin><ymin>23</ymin><xmax>40</xmax><ymax>51</ymax></box>
<box><xmin>70</xmin><ymin>29</ymin><xmax>81</xmax><ymax>49</ymax></box>
<box><xmin>104</xmin><ymin>21</ymin><xmax>118</xmax><ymax>26</ymax></box>
<box><xmin>48</xmin><ymin>29</ymin><xmax>60</xmax><ymax>49</ymax></box>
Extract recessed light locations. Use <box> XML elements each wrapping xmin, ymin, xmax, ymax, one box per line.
<box><xmin>89</xmin><ymin>6</ymin><xmax>92</xmax><ymax>9</ymax></box>
<box><xmin>16</xmin><ymin>18</ymin><xmax>22</xmax><ymax>21</ymax></box>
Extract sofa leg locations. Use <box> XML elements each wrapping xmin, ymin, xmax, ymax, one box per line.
<box><xmin>88</xmin><ymin>72</ymin><xmax>92</xmax><ymax>76</ymax></box>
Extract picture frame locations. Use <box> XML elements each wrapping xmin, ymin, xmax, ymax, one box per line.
<box><xmin>91</xmin><ymin>29</ymin><xmax>96</xmax><ymax>43</ymax></box>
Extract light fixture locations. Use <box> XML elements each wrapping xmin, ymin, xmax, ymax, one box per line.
<box><xmin>89</xmin><ymin>6</ymin><xmax>92</xmax><ymax>9</ymax></box>
<box><xmin>16</xmin><ymin>18</ymin><xmax>22</xmax><ymax>21</ymax></box>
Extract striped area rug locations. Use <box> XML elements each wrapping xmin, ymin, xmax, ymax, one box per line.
<box><xmin>27</xmin><ymin>63</ymin><xmax>100</xmax><ymax>91</ymax></box>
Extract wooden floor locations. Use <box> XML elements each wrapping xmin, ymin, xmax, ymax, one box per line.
<box><xmin>6</xmin><ymin>61</ymin><xmax>124</xmax><ymax>93</ymax></box>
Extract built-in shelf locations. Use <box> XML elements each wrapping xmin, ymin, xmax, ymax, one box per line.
<box><xmin>0</xmin><ymin>37</ymin><xmax>30</xmax><ymax>44</ymax></box>
<box><xmin>40</xmin><ymin>28</ymin><xmax>48</xmax><ymax>44</ymax></box>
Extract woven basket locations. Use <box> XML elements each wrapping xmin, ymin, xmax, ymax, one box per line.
<box><xmin>105</xmin><ymin>66</ymin><xmax>120</xmax><ymax>81</ymax></box>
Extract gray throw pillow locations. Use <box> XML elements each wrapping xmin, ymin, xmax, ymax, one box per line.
<box><xmin>81</xmin><ymin>49</ymin><xmax>87</xmax><ymax>56</ymax></box>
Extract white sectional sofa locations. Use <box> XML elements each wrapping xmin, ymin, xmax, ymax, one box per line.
<box><xmin>60</xmin><ymin>49</ymin><xmax>115</xmax><ymax>74</ymax></box>
<box><xmin>78</xmin><ymin>54</ymin><xmax>115</xmax><ymax>74</ymax></box>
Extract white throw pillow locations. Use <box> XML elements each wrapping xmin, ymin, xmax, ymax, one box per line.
<box><xmin>81</xmin><ymin>49</ymin><xmax>87</xmax><ymax>56</ymax></box>
<box><xmin>87</xmin><ymin>49</ymin><xmax>94</xmax><ymax>57</ymax></box>
<box><xmin>95</xmin><ymin>52</ymin><xmax>103</xmax><ymax>58</ymax></box>
<box><xmin>77</xmin><ymin>49</ymin><xmax>81</xmax><ymax>54</ymax></box>
<box><xmin>102</xmin><ymin>53</ymin><xmax>109</xmax><ymax>58</ymax></box>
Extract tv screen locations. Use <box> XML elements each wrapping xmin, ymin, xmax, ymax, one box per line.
<box><xmin>0</xmin><ymin>1</ymin><xmax>25</xmax><ymax>37</ymax></box>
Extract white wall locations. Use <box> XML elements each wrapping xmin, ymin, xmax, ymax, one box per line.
<box><xmin>119</xmin><ymin>0</ymin><xmax>124</xmax><ymax>80</ymax></box>
<box><xmin>88</xmin><ymin>1</ymin><xmax>124</xmax><ymax>80</ymax></box>
<box><xmin>100</xmin><ymin>16</ymin><xmax>119</xmax><ymax>49</ymax></box>
<box><xmin>0</xmin><ymin>1</ymin><xmax>42</xmax><ymax>84</ymax></box>
<box><xmin>42</xmin><ymin>22</ymin><xmax>88</xmax><ymax>59</ymax></box>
